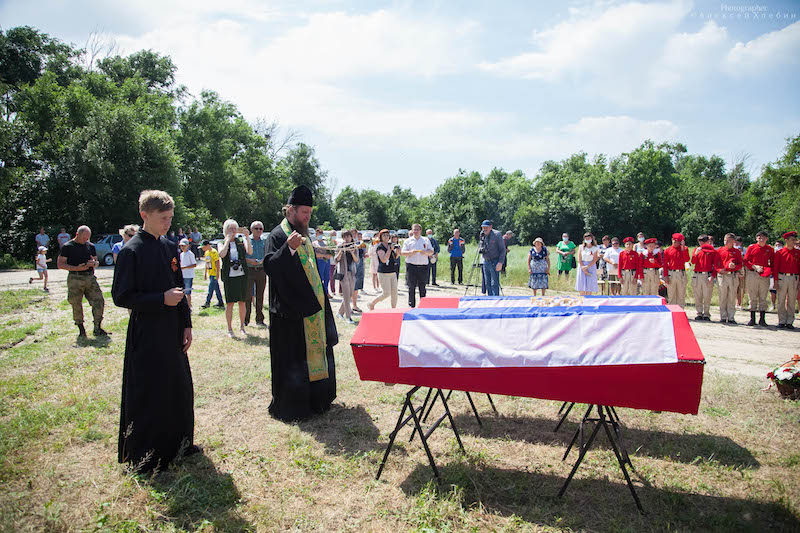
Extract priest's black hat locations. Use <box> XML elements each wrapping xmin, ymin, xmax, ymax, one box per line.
<box><xmin>288</xmin><ymin>185</ymin><xmax>313</xmax><ymax>207</ymax></box>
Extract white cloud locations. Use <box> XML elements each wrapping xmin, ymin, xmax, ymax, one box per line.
<box><xmin>493</xmin><ymin>115</ymin><xmax>680</xmax><ymax>161</ymax></box>
<box><xmin>478</xmin><ymin>1</ymin><xmax>798</xmax><ymax>105</ymax></box>
<box><xmin>255</xmin><ymin>10</ymin><xmax>480</xmax><ymax>80</ymax></box>
<box><xmin>479</xmin><ymin>1</ymin><xmax>690</xmax><ymax>82</ymax></box>
<box><xmin>724</xmin><ymin>21</ymin><xmax>800</xmax><ymax>76</ymax></box>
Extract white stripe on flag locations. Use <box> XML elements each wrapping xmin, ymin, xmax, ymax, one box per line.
<box><xmin>398</xmin><ymin>311</ymin><xmax>678</xmax><ymax>368</ymax></box>
<box><xmin>458</xmin><ymin>296</ymin><xmax>663</xmax><ymax>308</ymax></box>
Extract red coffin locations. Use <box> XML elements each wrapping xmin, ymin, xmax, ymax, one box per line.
<box><xmin>351</xmin><ymin>306</ymin><xmax>705</xmax><ymax>415</ymax></box>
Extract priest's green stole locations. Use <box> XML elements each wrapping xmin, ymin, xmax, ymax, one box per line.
<box><xmin>280</xmin><ymin>218</ymin><xmax>328</xmax><ymax>381</ymax></box>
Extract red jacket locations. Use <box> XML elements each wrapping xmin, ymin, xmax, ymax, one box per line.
<box><xmin>716</xmin><ymin>246</ymin><xmax>743</xmax><ymax>274</ymax></box>
<box><xmin>743</xmin><ymin>243</ymin><xmax>774</xmax><ymax>270</ymax></box>
<box><xmin>773</xmin><ymin>247</ymin><xmax>800</xmax><ymax>281</ymax></box>
<box><xmin>691</xmin><ymin>244</ymin><xmax>721</xmax><ymax>277</ymax></box>
<box><xmin>618</xmin><ymin>249</ymin><xmax>643</xmax><ymax>279</ymax></box>
<box><xmin>641</xmin><ymin>250</ymin><xmax>662</xmax><ymax>270</ymax></box>
<box><xmin>662</xmin><ymin>245</ymin><xmax>690</xmax><ymax>278</ymax></box>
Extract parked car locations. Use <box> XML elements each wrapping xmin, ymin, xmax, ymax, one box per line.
<box><xmin>395</xmin><ymin>229</ymin><xmax>409</xmax><ymax>238</ymax></box>
<box><xmin>92</xmin><ymin>234</ymin><xmax>122</xmax><ymax>266</ymax></box>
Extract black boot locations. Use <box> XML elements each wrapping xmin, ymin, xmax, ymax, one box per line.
<box><xmin>94</xmin><ymin>324</ymin><xmax>108</xmax><ymax>336</ymax></box>
<box><xmin>77</xmin><ymin>324</ymin><xmax>86</xmax><ymax>337</ymax></box>
<box><xmin>747</xmin><ymin>312</ymin><xmax>756</xmax><ymax>326</ymax></box>
<box><xmin>758</xmin><ymin>311</ymin><xmax>767</xmax><ymax>327</ymax></box>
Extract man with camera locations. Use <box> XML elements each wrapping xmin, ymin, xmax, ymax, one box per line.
<box><xmin>479</xmin><ymin>220</ymin><xmax>505</xmax><ymax>296</ymax></box>
<box><xmin>447</xmin><ymin>228</ymin><xmax>466</xmax><ymax>284</ymax></box>
<box><xmin>401</xmin><ymin>223</ymin><xmax>434</xmax><ymax>307</ymax></box>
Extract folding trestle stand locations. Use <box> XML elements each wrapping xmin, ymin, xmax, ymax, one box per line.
<box><xmin>557</xmin><ymin>404</ymin><xmax>644</xmax><ymax>514</ymax></box>
<box><xmin>421</xmin><ymin>390</ymin><xmax>498</xmax><ymax>428</ymax></box>
<box><xmin>376</xmin><ymin>386</ymin><xmax>464</xmax><ymax>481</ymax></box>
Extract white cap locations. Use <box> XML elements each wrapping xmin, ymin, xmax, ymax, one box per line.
<box><xmin>179</xmin><ymin>238</ymin><xmax>190</xmax><ymax>246</ymax></box>
<box><xmin>38</xmin><ymin>246</ymin><xmax>47</xmax><ymax>252</ymax></box>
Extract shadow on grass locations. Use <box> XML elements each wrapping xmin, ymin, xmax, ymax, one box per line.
<box><xmin>299</xmin><ymin>404</ymin><xmax>390</xmax><ymax>457</ymax></box>
<box><xmin>241</xmin><ymin>334</ymin><xmax>269</xmax><ymax>346</ymax></box>
<box><xmin>399</xmin><ymin>462</ymin><xmax>799</xmax><ymax>533</ymax></box>
<box><xmin>143</xmin><ymin>454</ymin><xmax>250</xmax><ymax>532</ymax></box>
<box><xmin>76</xmin><ymin>335</ymin><xmax>112</xmax><ymax>348</ymax></box>
<box><xmin>451</xmin><ymin>412</ymin><xmax>760</xmax><ymax>469</ymax></box>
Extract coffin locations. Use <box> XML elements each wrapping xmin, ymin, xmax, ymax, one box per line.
<box><xmin>351</xmin><ymin>304</ymin><xmax>704</xmax><ymax>414</ymax></box>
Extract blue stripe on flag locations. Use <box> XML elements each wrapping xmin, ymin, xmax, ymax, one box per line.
<box><xmin>404</xmin><ymin>305</ymin><xmax>671</xmax><ymax>320</ymax></box>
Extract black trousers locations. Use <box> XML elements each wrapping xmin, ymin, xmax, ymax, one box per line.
<box><xmin>450</xmin><ymin>257</ymin><xmax>463</xmax><ymax>284</ymax></box>
<box><xmin>406</xmin><ymin>264</ymin><xmax>429</xmax><ymax>307</ymax></box>
<box><xmin>426</xmin><ymin>259</ymin><xmax>438</xmax><ymax>284</ymax></box>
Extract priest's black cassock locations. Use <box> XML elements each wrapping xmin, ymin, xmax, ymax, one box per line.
<box><xmin>264</xmin><ymin>220</ymin><xmax>338</xmax><ymax>421</ymax></box>
<box><xmin>112</xmin><ymin>229</ymin><xmax>194</xmax><ymax>471</ymax></box>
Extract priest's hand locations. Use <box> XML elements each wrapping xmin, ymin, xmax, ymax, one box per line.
<box><xmin>183</xmin><ymin>328</ymin><xmax>192</xmax><ymax>353</ymax></box>
<box><xmin>164</xmin><ymin>287</ymin><xmax>185</xmax><ymax>306</ymax></box>
<box><xmin>287</xmin><ymin>231</ymin><xmax>303</xmax><ymax>250</ymax></box>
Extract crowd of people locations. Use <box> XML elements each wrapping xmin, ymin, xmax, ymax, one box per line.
<box><xmin>536</xmin><ymin>230</ymin><xmax>800</xmax><ymax>329</ymax></box>
<box><xmin>30</xmin><ymin>215</ymin><xmax>800</xmax><ymax>335</ymax></box>
<box><xmin>23</xmin><ymin>190</ymin><xmax>799</xmax><ymax>476</ymax></box>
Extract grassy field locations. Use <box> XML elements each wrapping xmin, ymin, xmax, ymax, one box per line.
<box><xmin>0</xmin><ymin>268</ymin><xmax>798</xmax><ymax>532</ymax></box>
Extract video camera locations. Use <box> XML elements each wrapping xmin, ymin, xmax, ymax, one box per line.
<box><xmin>478</xmin><ymin>230</ymin><xmax>488</xmax><ymax>255</ymax></box>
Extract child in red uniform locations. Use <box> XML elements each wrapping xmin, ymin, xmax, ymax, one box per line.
<box><xmin>618</xmin><ymin>237</ymin><xmax>643</xmax><ymax>295</ymax></box>
<box><xmin>774</xmin><ymin>231</ymin><xmax>800</xmax><ymax>329</ymax></box>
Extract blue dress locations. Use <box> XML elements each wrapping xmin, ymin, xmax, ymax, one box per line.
<box><xmin>528</xmin><ymin>246</ymin><xmax>549</xmax><ymax>290</ymax></box>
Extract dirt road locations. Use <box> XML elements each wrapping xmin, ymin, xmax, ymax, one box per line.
<box><xmin>2</xmin><ymin>266</ymin><xmax>798</xmax><ymax>380</ymax></box>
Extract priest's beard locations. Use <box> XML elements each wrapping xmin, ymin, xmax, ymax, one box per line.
<box><xmin>288</xmin><ymin>215</ymin><xmax>309</xmax><ymax>237</ymax></box>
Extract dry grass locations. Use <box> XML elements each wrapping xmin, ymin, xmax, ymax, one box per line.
<box><xmin>0</xmin><ymin>274</ymin><xmax>798</xmax><ymax>532</ymax></box>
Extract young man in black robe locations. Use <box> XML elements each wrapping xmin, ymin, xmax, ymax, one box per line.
<box><xmin>264</xmin><ymin>185</ymin><xmax>338</xmax><ymax>421</ymax></box>
<box><xmin>112</xmin><ymin>190</ymin><xmax>197</xmax><ymax>472</ymax></box>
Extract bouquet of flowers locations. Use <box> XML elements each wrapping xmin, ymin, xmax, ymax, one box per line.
<box><xmin>766</xmin><ymin>354</ymin><xmax>800</xmax><ymax>399</ymax></box>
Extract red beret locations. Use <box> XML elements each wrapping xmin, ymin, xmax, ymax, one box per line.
<box><xmin>644</xmin><ymin>238</ymin><xmax>657</xmax><ymax>245</ymax></box>
<box><xmin>672</xmin><ymin>233</ymin><xmax>685</xmax><ymax>241</ymax></box>
<box><xmin>623</xmin><ymin>237</ymin><xmax>634</xmax><ymax>243</ymax></box>
<box><xmin>783</xmin><ymin>231</ymin><xmax>797</xmax><ymax>240</ymax></box>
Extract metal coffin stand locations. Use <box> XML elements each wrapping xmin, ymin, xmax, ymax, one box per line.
<box><xmin>376</xmin><ymin>386</ymin><xmax>464</xmax><ymax>481</ymax></box>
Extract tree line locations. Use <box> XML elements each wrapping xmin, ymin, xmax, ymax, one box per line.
<box><xmin>1</xmin><ymin>26</ymin><xmax>798</xmax><ymax>260</ymax></box>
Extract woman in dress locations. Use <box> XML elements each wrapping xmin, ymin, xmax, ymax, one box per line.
<box><xmin>556</xmin><ymin>233</ymin><xmax>576</xmax><ymax>278</ymax></box>
<box><xmin>218</xmin><ymin>219</ymin><xmax>252</xmax><ymax>337</ymax></box>
<box><xmin>369</xmin><ymin>236</ymin><xmax>379</xmax><ymax>291</ymax></box>
<box><xmin>335</xmin><ymin>230</ymin><xmax>360</xmax><ymax>323</ymax></box>
<box><xmin>527</xmin><ymin>237</ymin><xmax>550</xmax><ymax>295</ymax></box>
<box><xmin>575</xmin><ymin>232</ymin><xmax>600</xmax><ymax>296</ymax></box>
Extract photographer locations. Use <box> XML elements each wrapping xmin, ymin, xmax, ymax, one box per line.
<box><xmin>219</xmin><ymin>219</ymin><xmax>253</xmax><ymax>337</ymax></box>
<box><xmin>368</xmin><ymin>229</ymin><xmax>400</xmax><ymax>310</ymax></box>
<box><xmin>447</xmin><ymin>228</ymin><xmax>466</xmax><ymax>284</ymax></box>
<box><xmin>479</xmin><ymin>220</ymin><xmax>505</xmax><ymax>296</ymax></box>
<box><xmin>335</xmin><ymin>230</ymin><xmax>360</xmax><ymax>322</ymax></box>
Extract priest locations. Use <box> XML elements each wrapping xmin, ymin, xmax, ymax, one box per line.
<box><xmin>112</xmin><ymin>190</ymin><xmax>197</xmax><ymax>472</ymax></box>
<box><xmin>265</xmin><ymin>185</ymin><xmax>338</xmax><ymax>421</ymax></box>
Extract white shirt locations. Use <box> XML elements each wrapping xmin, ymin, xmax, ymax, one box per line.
<box><xmin>580</xmin><ymin>245</ymin><xmax>599</xmax><ymax>263</ymax></box>
<box><xmin>36</xmin><ymin>253</ymin><xmax>47</xmax><ymax>270</ymax></box>
<box><xmin>402</xmin><ymin>235</ymin><xmax>432</xmax><ymax>265</ymax></box>
<box><xmin>180</xmin><ymin>250</ymin><xmax>196</xmax><ymax>279</ymax></box>
<box><xmin>603</xmin><ymin>246</ymin><xmax>622</xmax><ymax>275</ymax></box>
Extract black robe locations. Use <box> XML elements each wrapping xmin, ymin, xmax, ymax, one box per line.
<box><xmin>112</xmin><ymin>229</ymin><xmax>194</xmax><ymax>471</ymax></box>
<box><xmin>264</xmin><ymin>222</ymin><xmax>338</xmax><ymax>422</ymax></box>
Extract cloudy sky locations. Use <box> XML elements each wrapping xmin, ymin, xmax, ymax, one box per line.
<box><xmin>2</xmin><ymin>0</ymin><xmax>799</xmax><ymax>195</ymax></box>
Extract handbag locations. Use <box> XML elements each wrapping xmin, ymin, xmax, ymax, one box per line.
<box><xmin>571</xmin><ymin>255</ymin><xmax>577</xmax><ymax>269</ymax></box>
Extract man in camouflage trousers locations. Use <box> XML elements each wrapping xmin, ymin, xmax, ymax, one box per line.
<box><xmin>58</xmin><ymin>225</ymin><xmax>106</xmax><ymax>337</ymax></box>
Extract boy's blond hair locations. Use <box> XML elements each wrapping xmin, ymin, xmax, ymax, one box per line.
<box><xmin>139</xmin><ymin>190</ymin><xmax>175</xmax><ymax>213</ymax></box>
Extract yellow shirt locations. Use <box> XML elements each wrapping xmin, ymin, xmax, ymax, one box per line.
<box><xmin>204</xmin><ymin>248</ymin><xmax>220</xmax><ymax>277</ymax></box>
